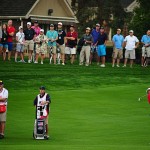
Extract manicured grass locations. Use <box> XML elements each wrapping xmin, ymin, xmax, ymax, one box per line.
<box><xmin>0</xmin><ymin>58</ymin><xmax>150</xmax><ymax>150</ymax></box>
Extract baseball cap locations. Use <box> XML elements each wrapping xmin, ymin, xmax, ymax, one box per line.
<box><xmin>129</xmin><ymin>30</ymin><xmax>134</xmax><ymax>33</ymax></box>
<box><xmin>34</xmin><ymin>20</ymin><xmax>38</xmax><ymax>24</ymax></box>
<box><xmin>100</xmin><ymin>26</ymin><xmax>104</xmax><ymax>29</ymax></box>
<box><xmin>117</xmin><ymin>28</ymin><xmax>121</xmax><ymax>31</ymax></box>
<box><xmin>40</xmin><ymin>29</ymin><xmax>44</xmax><ymax>32</ymax></box>
<box><xmin>0</xmin><ymin>80</ymin><xmax>4</xmax><ymax>85</ymax></box>
<box><xmin>19</xmin><ymin>26</ymin><xmax>23</xmax><ymax>30</ymax></box>
<box><xmin>39</xmin><ymin>86</ymin><xmax>45</xmax><ymax>90</ymax></box>
<box><xmin>86</xmin><ymin>27</ymin><xmax>91</xmax><ymax>30</ymax></box>
<box><xmin>96</xmin><ymin>23</ymin><xmax>100</xmax><ymax>27</ymax></box>
<box><xmin>50</xmin><ymin>24</ymin><xmax>54</xmax><ymax>27</ymax></box>
<box><xmin>70</xmin><ymin>25</ymin><xmax>75</xmax><ymax>28</ymax></box>
<box><xmin>58</xmin><ymin>22</ymin><xmax>63</xmax><ymax>26</ymax></box>
<box><xmin>27</xmin><ymin>22</ymin><xmax>31</xmax><ymax>26</ymax></box>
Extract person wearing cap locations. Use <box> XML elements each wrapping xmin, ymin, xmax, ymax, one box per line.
<box><xmin>56</xmin><ymin>22</ymin><xmax>66</xmax><ymax>65</ymax></box>
<box><xmin>79</xmin><ymin>27</ymin><xmax>93</xmax><ymax>66</ymax></box>
<box><xmin>7</xmin><ymin>20</ymin><xmax>16</xmax><ymax>61</ymax></box>
<box><xmin>0</xmin><ymin>81</ymin><xmax>8</xmax><ymax>139</ymax></box>
<box><xmin>0</xmin><ymin>23</ymin><xmax>8</xmax><ymax>61</ymax></box>
<box><xmin>123</xmin><ymin>30</ymin><xmax>139</xmax><ymax>68</ymax></box>
<box><xmin>65</xmin><ymin>25</ymin><xmax>78</xmax><ymax>64</ymax></box>
<box><xmin>46</xmin><ymin>24</ymin><xmax>58</xmax><ymax>64</ymax></box>
<box><xmin>112</xmin><ymin>29</ymin><xmax>124</xmax><ymax>67</ymax></box>
<box><xmin>90</xmin><ymin>23</ymin><xmax>100</xmax><ymax>64</ymax></box>
<box><xmin>97</xmin><ymin>26</ymin><xmax>108</xmax><ymax>67</ymax></box>
<box><xmin>141</xmin><ymin>30</ymin><xmax>150</xmax><ymax>67</ymax></box>
<box><xmin>24</xmin><ymin>22</ymin><xmax>36</xmax><ymax>63</ymax></box>
<box><xmin>34</xmin><ymin>86</ymin><xmax>51</xmax><ymax>138</ymax></box>
<box><xmin>34</xmin><ymin>29</ymin><xmax>48</xmax><ymax>64</ymax></box>
<box><xmin>15</xmin><ymin>26</ymin><xmax>25</xmax><ymax>63</ymax></box>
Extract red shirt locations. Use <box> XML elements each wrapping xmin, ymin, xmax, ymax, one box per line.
<box><xmin>66</xmin><ymin>31</ymin><xmax>78</xmax><ymax>47</ymax></box>
<box><xmin>7</xmin><ymin>26</ymin><xmax>16</xmax><ymax>42</ymax></box>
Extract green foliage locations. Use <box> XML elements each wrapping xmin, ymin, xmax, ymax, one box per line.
<box><xmin>128</xmin><ymin>0</ymin><xmax>150</xmax><ymax>38</ymax></box>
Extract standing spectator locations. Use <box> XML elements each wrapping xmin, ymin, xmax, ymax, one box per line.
<box><xmin>31</xmin><ymin>20</ymin><xmax>41</xmax><ymax>61</ymax></box>
<box><xmin>65</xmin><ymin>25</ymin><xmax>78</xmax><ymax>64</ymax></box>
<box><xmin>34</xmin><ymin>86</ymin><xmax>51</xmax><ymax>138</ymax></box>
<box><xmin>79</xmin><ymin>27</ymin><xmax>93</xmax><ymax>66</ymax></box>
<box><xmin>0</xmin><ymin>24</ymin><xmax>8</xmax><ymax>61</ymax></box>
<box><xmin>56</xmin><ymin>22</ymin><xmax>66</xmax><ymax>65</ymax></box>
<box><xmin>0</xmin><ymin>81</ymin><xmax>8</xmax><ymax>139</ymax></box>
<box><xmin>24</xmin><ymin>22</ymin><xmax>36</xmax><ymax>63</ymax></box>
<box><xmin>34</xmin><ymin>29</ymin><xmax>48</xmax><ymax>64</ymax></box>
<box><xmin>46</xmin><ymin>24</ymin><xmax>58</xmax><ymax>65</ymax></box>
<box><xmin>15</xmin><ymin>26</ymin><xmax>25</xmax><ymax>63</ymax></box>
<box><xmin>141</xmin><ymin>30</ymin><xmax>150</xmax><ymax>66</ymax></box>
<box><xmin>123</xmin><ymin>30</ymin><xmax>139</xmax><ymax>68</ymax></box>
<box><xmin>112</xmin><ymin>29</ymin><xmax>124</xmax><ymax>67</ymax></box>
<box><xmin>7</xmin><ymin>20</ymin><xmax>15</xmax><ymax>61</ymax></box>
<box><xmin>90</xmin><ymin>23</ymin><xmax>100</xmax><ymax>64</ymax></box>
<box><xmin>97</xmin><ymin>27</ymin><xmax>108</xmax><ymax>67</ymax></box>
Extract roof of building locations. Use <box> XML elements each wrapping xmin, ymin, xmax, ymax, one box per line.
<box><xmin>0</xmin><ymin>0</ymin><xmax>37</xmax><ymax>16</ymax></box>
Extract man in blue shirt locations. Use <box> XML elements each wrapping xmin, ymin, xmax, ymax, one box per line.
<box><xmin>90</xmin><ymin>23</ymin><xmax>100</xmax><ymax>64</ymax></box>
<box><xmin>46</xmin><ymin>24</ymin><xmax>58</xmax><ymax>64</ymax></box>
<box><xmin>141</xmin><ymin>30</ymin><xmax>150</xmax><ymax>66</ymax></box>
<box><xmin>112</xmin><ymin>29</ymin><xmax>124</xmax><ymax>67</ymax></box>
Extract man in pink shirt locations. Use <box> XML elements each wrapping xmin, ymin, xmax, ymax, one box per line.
<box><xmin>7</xmin><ymin>20</ymin><xmax>15</xmax><ymax>61</ymax></box>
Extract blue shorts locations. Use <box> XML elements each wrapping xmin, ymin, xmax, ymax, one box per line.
<box><xmin>7</xmin><ymin>42</ymin><xmax>13</xmax><ymax>51</ymax></box>
<box><xmin>0</xmin><ymin>43</ymin><xmax>8</xmax><ymax>49</ymax></box>
<box><xmin>97</xmin><ymin>44</ymin><xmax>106</xmax><ymax>56</ymax></box>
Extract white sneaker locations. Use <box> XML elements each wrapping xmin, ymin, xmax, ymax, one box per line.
<box><xmin>85</xmin><ymin>64</ymin><xmax>89</xmax><ymax>66</ymax></box>
<box><xmin>79</xmin><ymin>63</ymin><xmax>83</xmax><ymax>66</ymax></box>
<box><xmin>100</xmin><ymin>64</ymin><xmax>105</xmax><ymax>67</ymax></box>
<box><xmin>116</xmin><ymin>65</ymin><xmax>120</xmax><ymax>67</ymax></box>
<box><xmin>41</xmin><ymin>61</ymin><xmax>43</xmax><ymax>64</ymax></box>
<box><xmin>28</xmin><ymin>60</ymin><xmax>31</xmax><ymax>63</ymax></box>
<box><xmin>34</xmin><ymin>61</ymin><xmax>38</xmax><ymax>64</ymax></box>
<box><xmin>62</xmin><ymin>63</ymin><xmax>65</xmax><ymax>65</ymax></box>
<box><xmin>122</xmin><ymin>65</ymin><xmax>126</xmax><ymax>67</ymax></box>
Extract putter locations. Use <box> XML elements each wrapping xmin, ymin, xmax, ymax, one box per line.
<box><xmin>138</xmin><ymin>94</ymin><xmax>146</xmax><ymax>101</ymax></box>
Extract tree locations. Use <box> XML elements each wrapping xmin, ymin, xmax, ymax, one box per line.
<box><xmin>128</xmin><ymin>0</ymin><xmax>150</xmax><ymax>38</ymax></box>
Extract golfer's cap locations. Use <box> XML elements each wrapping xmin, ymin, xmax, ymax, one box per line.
<box><xmin>100</xmin><ymin>26</ymin><xmax>104</xmax><ymax>29</ymax></box>
<box><xmin>117</xmin><ymin>28</ymin><xmax>121</xmax><ymax>31</ymax></box>
<box><xmin>39</xmin><ymin>86</ymin><xmax>45</xmax><ymax>90</ymax></box>
<box><xmin>70</xmin><ymin>24</ymin><xmax>75</xmax><ymax>28</ymax></box>
<box><xmin>40</xmin><ymin>29</ymin><xmax>44</xmax><ymax>32</ymax></box>
<box><xmin>50</xmin><ymin>24</ymin><xmax>54</xmax><ymax>27</ymax></box>
<box><xmin>58</xmin><ymin>22</ymin><xmax>63</xmax><ymax>26</ymax></box>
<box><xmin>96</xmin><ymin>23</ymin><xmax>100</xmax><ymax>27</ymax></box>
<box><xmin>146</xmin><ymin>88</ymin><xmax>150</xmax><ymax>93</ymax></box>
<box><xmin>0</xmin><ymin>80</ymin><xmax>4</xmax><ymax>85</ymax></box>
<box><xmin>19</xmin><ymin>26</ymin><xmax>23</xmax><ymax>30</ymax></box>
<box><xmin>34</xmin><ymin>20</ymin><xmax>38</xmax><ymax>24</ymax></box>
<box><xmin>86</xmin><ymin>27</ymin><xmax>91</xmax><ymax>30</ymax></box>
<box><xmin>129</xmin><ymin>30</ymin><xmax>134</xmax><ymax>33</ymax></box>
<box><xmin>27</xmin><ymin>22</ymin><xmax>31</xmax><ymax>26</ymax></box>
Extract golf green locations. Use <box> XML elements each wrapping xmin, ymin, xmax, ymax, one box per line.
<box><xmin>0</xmin><ymin>60</ymin><xmax>150</xmax><ymax>150</ymax></box>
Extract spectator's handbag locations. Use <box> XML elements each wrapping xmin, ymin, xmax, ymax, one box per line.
<box><xmin>0</xmin><ymin>105</ymin><xmax>6</xmax><ymax>113</ymax></box>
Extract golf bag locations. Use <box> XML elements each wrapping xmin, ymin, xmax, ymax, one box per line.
<box><xmin>33</xmin><ymin>105</ymin><xmax>48</xmax><ymax>140</ymax></box>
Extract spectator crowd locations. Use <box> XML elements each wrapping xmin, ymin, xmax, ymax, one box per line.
<box><xmin>0</xmin><ymin>20</ymin><xmax>150</xmax><ymax>67</ymax></box>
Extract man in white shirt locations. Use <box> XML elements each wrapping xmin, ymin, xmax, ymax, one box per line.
<box><xmin>123</xmin><ymin>30</ymin><xmax>139</xmax><ymax>68</ymax></box>
<box><xmin>0</xmin><ymin>81</ymin><xmax>8</xmax><ymax>139</ymax></box>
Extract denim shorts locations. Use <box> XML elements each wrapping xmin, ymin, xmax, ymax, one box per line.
<box><xmin>0</xmin><ymin>43</ymin><xmax>8</xmax><ymax>49</ymax></box>
<box><xmin>7</xmin><ymin>42</ymin><xmax>13</xmax><ymax>51</ymax></box>
<box><xmin>97</xmin><ymin>44</ymin><xmax>106</xmax><ymax>56</ymax></box>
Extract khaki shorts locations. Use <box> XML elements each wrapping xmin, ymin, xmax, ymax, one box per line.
<box><xmin>57</xmin><ymin>44</ymin><xmax>65</xmax><ymax>54</ymax></box>
<box><xmin>142</xmin><ymin>47</ymin><xmax>150</xmax><ymax>57</ymax></box>
<box><xmin>112</xmin><ymin>48</ymin><xmax>123</xmax><ymax>59</ymax></box>
<box><xmin>48</xmin><ymin>46</ymin><xmax>56</xmax><ymax>54</ymax></box>
<box><xmin>125</xmin><ymin>49</ymin><xmax>135</xmax><ymax>59</ymax></box>
<box><xmin>0</xmin><ymin>107</ymin><xmax>7</xmax><ymax>122</ymax></box>
<box><xmin>24</xmin><ymin>40</ymin><xmax>34</xmax><ymax>51</ymax></box>
<box><xmin>65</xmin><ymin>47</ymin><xmax>76</xmax><ymax>55</ymax></box>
